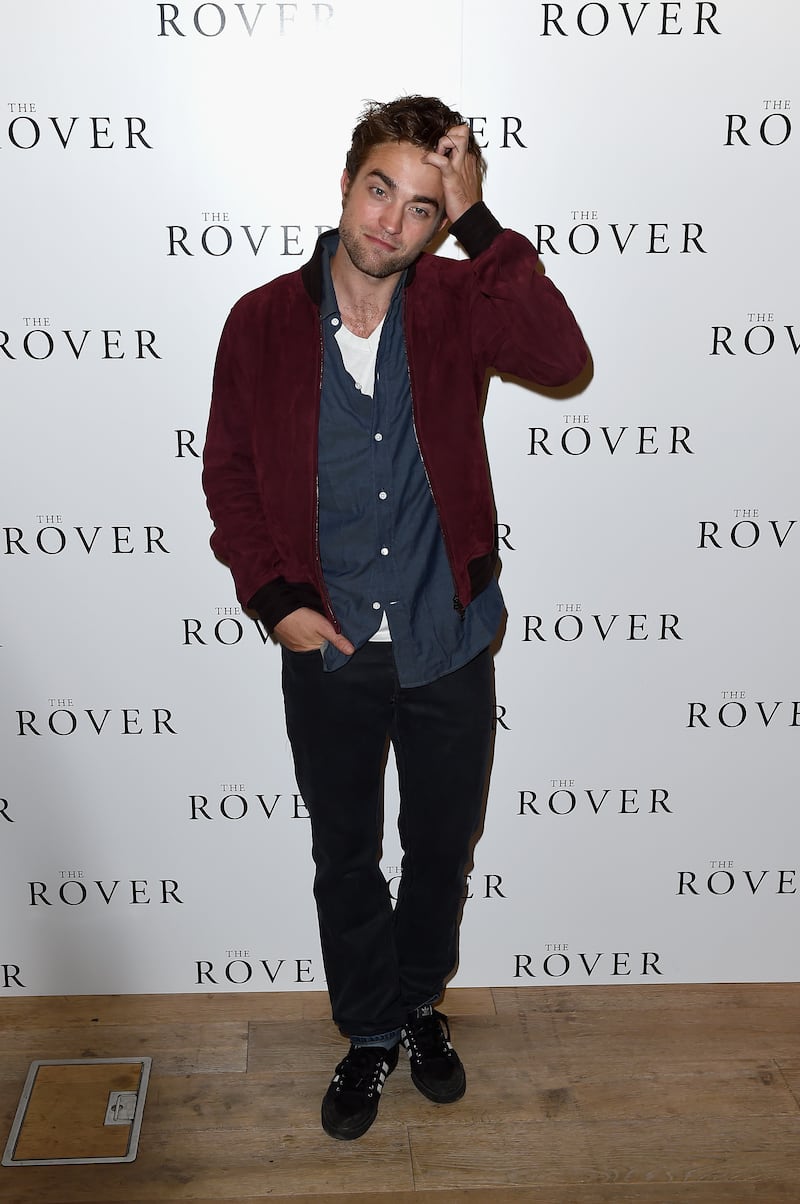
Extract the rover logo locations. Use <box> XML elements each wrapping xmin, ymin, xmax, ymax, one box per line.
<box><xmin>156</xmin><ymin>3</ymin><xmax>334</xmax><ymax>37</ymax></box>
<box><xmin>515</xmin><ymin>946</ymin><xmax>662</xmax><ymax>977</ymax></box>
<box><xmin>538</xmin><ymin>3</ymin><xmax>720</xmax><ymax>37</ymax></box>
<box><xmin>1</xmin><ymin>105</ymin><xmax>152</xmax><ymax>150</ymax></box>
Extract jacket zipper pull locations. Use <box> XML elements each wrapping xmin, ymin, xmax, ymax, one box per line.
<box><xmin>453</xmin><ymin>593</ymin><xmax>465</xmax><ymax>620</ymax></box>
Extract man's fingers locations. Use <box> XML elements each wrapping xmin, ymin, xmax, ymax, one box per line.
<box><xmin>423</xmin><ymin>125</ymin><xmax>469</xmax><ymax>169</ymax></box>
<box><xmin>273</xmin><ymin>607</ymin><xmax>354</xmax><ymax>655</ymax></box>
<box><xmin>421</xmin><ymin>147</ymin><xmax>452</xmax><ymax>171</ymax></box>
<box><xmin>438</xmin><ymin>123</ymin><xmax>469</xmax><ymax>157</ymax></box>
<box><xmin>316</xmin><ymin>616</ymin><xmax>355</xmax><ymax>655</ymax></box>
<box><xmin>331</xmin><ymin>631</ymin><xmax>356</xmax><ymax>656</ymax></box>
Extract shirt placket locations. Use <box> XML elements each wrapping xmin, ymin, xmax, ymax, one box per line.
<box><xmin>371</xmin><ymin>354</ymin><xmax>400</xmax><ymax>623</ymax></box>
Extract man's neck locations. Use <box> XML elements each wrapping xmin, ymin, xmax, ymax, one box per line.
<box><xmin>330</xmin><ymin>244</ymin><xmax>399</xmax><ymax>338</ymax></box>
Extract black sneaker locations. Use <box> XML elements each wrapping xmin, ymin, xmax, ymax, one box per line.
<box><xmin>401</xmin><ymin>1008</ymin><xmax>466</xmax><ymax>1103</ymax></box>
<box><xmin>321</xmin><ymin>1042</ymin><xmax>399</xmax><ymax>1140</ymax></box>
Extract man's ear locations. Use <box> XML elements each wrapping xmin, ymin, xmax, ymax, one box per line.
<box><xmin>340</xmin><ymin>168</ymin><xmax>350</xmax><ymax>203</ymax></box>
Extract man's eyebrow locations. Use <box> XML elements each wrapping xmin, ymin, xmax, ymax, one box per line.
<box><xmin>367</xmin><ymin>169</ymin><xmax>439</xmax><ymax>209</ymax></box>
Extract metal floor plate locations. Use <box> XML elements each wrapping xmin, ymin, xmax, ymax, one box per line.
<box><xmin>2</xmin><ymin>1057</ymin><xmax>151</xmax><ymax>1167</ymax></box>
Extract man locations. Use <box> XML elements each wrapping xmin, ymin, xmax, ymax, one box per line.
<box><xmin>203</xmin><ymin>95</ymin><xmax>587</xmax><ymax>1140</ymax></box>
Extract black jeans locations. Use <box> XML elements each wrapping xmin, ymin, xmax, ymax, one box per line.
<box><xmin>281</xmin><ymin>641</ymin><xmax>495</xmax><ymax>1039</ymax></box>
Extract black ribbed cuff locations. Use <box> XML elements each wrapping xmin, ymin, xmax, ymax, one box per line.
<box><xmin>247</xmin><ymin>578</ymin><xmax>325</xmax><ymax>632</ymax></box>
<box><xmin>449</xmin><ymin>201</ymin><xmax>503</xmax><ymax>258</ymax></box>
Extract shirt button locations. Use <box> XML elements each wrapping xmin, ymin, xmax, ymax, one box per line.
<box><xmin>331</xmin><ymin>317</ymin><xmax>340</xmax><ymax>327</ymax></box>
<box><xmin>378</xmin><ymin>491</ymin><xmax>387</xmax><ymax>500</ymax></box>
<box><xmin>374</xmin><ymin>432</ymin><xmax>383</xmax><ymax>442</ymax></box>
<box><xmin>380</xmin><ymin>547</ymin><xmax>389</xmax><ymax>556</ymax></box>
<box><xmin>372</xmin><ymin>601</ymin><xmax>381</xmax><ymax>610</ymax></box>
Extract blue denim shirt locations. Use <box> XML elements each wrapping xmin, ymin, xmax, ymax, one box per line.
<box><xmin>317</xmin><ymin>234</ymin><xmax>503</xmax><ymax>688</ymax></box>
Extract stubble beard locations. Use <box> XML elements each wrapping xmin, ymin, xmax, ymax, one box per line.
<box><xmin>337</xmin><ymin>218</ymin><xmax>418</xmax><ymax>280</ymax></box>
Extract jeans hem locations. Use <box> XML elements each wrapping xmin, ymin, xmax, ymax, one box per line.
<box><xmin>350</xmin><ymin>1028</ymin><xmax>402</xmax><ymax>1048</ymax></box>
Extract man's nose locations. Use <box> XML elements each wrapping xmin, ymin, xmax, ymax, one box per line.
<box><xmin>381</xmin><ymin>201</ymin><xmax>404</xmax><ymax>235</ymax></box>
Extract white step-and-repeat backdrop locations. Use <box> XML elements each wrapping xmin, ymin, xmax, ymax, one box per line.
<box><xmin>2</xmin><ymin>1</ymin><xmax>797</xmax><ymax>996</ymax></box>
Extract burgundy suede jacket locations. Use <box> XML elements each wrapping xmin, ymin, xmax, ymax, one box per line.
<box><xmin>202</xmin><ymin>202</ymin><xmax>588</xmax><ymax>633</ymax></box>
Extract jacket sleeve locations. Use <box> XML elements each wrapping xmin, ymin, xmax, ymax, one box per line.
<box><xmin>450</xmin><ymin>202</ymin><xmax>589</xmax><ymax>387</ymax></box>
<box><xmin>202</xmin><ymin>299</ymin><xmax>325</xmax><ymax>630</ymax></box>
<box><xmin>201</xmin><ymin>300</ymin><xmax>279</xmax><ymax>610</ymax></box>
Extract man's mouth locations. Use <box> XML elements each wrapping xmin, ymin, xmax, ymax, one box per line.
<box><xmin>366</xmin><ymin>234</ymin><xmax>399</xmax><ymax>252</ymax></box>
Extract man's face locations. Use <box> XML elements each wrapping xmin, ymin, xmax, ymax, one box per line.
<box><xmin>337</xmin><ymin>140</ymin><xmax>446</xmax><ymax>280</ymax></box>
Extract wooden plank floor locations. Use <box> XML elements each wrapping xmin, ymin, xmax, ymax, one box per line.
<box><xmin>1</xmin><ymin>984</ymin><xmax>799</xmax><ymax>1202</ymax></box>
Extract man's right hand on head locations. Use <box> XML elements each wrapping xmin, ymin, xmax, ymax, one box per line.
<box><xmin>273</xmin><ymin>608</ymin><xmax>355</xmax><ymax>656</ymax></box>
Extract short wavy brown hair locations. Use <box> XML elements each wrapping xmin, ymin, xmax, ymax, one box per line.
<box><xmin>345</xmin><ymin>95</ymin><xmax>485</xmax><ymax>180</ymax></box>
